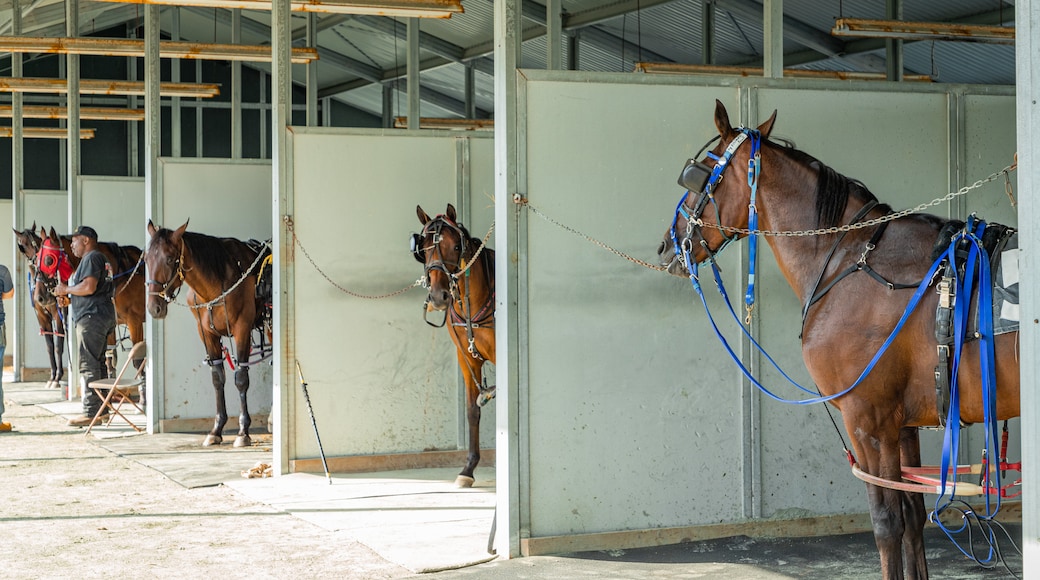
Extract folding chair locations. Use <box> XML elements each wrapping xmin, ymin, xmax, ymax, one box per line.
<box><xmin>85</xmin><ymin>341</ymin><xmax>147</xmax><ymax>435</ymax></box>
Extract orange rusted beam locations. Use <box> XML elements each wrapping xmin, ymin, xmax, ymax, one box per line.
<box><xmin>832</xmin><ymin>18</ymin><xmax>1014</xmax><ymax>45</ymax></box>
<box><xmin>0</xmin><ymin>36</ymin><xmax>317</xmax><ymax>63</ymax></box>
<box><xmin>634</xmin><ymin>62</ymin><xmax>933</xmax><ymax>82</ymax></box>
<box><xmin>0</xmin><ymin>105</ymin><xmax>145</xmax><ymax>121</ymax></box>
<box><xmin>392</xmin><ymin>116</ymin><xmax>494</xmax><ymax>130</ymax></box>
<box><xmin>0</xmin><ymin>127</ymin><xmax>95</xmax><ymax>139</ymax></box>
<box><xmin>0</xmin><ymin>78</ymin><xmax>220</xmax><ymax>97</ymax></box>
<box><xmin>92</xmin><ymin>0</ymin><xmax>461</xmax><ymax>17</ymax></box>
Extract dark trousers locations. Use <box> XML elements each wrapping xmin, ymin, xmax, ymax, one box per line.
<box><xmin>76</xmin><ymin>314</ymin><xmax>115</xmax><ymax>416</ymax></box>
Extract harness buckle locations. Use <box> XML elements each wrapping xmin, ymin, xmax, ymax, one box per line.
<box><xmin>857</xmin><ymin>242</ymin><xmax>876</xmax><ymax>265</ymax></box>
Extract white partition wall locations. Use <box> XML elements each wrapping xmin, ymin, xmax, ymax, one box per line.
<box><xmin>80</xmin><ymin>176</ymin><xmax>146</xmax><ymax>247</ymax></box>
<box><xmin>153</xmin><ymin>158</ymin><xmax>273</xmax><ymax>431</ymax></box>
<box><xmin>284</xmin><ymin>128</ymin><xmax>495</xmax><ymax>462</ymax></box>
<box><xmin>506</xmin><ymin>72</ymin><xmax>1018</xmax><ymax>554</ymax></box>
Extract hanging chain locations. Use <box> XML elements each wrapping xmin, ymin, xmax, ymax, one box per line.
<box><xmin>190</xmin><ymin>241</ymin><xmax>271</xmax><ymax>309</ymax></box>
<box><xmin>456</xmin><ymin>220</ymin><xmax>495</xmax><ymax>279</ymax></box>
<box><xmin>522</xmin><ymin>201</ymin><xmax>668</xmax><ymax>272</ymax></box>
<box><xmin>691</xmin><ymin>165</ymin><xmax>1015</xmax><ymax>238</ymax></box>
<box><xmin>284</xmin><ymin>215</ymin><xmax>421</xmax><ymax>299</ymax></box>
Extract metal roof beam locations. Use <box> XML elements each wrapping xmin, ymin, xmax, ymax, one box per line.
<box><xmin>715</xmin><ymin>0</ymin><xmax>845</xmax><ymax>57</ymax></box>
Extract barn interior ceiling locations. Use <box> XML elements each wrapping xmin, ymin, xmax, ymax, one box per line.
<box><xmin>0</xmin><ymin>0</ymin><xmax>1018</xmax><ymax>125</ymax></box>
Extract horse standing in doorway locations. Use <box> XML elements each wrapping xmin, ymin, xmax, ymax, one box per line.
<box><xmin>14</xmin><ymin>224</ymin><xmax>68</xmax><ymax>388</ymax></box>
<box><xmin>658</xmin><ymin>101</ymin><xmax>1019</xmax><ymax>580</ymax></box>
<box><xmin>413</xmin><ymin>204</ymin><xmax>496</xmax><ymax>487</ymax></box>
<box><xmin>144</xmin><ymin>220</ymin><xmax>272</xmax><ymax>447</ymax></box>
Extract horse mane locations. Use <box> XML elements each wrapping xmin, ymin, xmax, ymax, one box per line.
<box><xmin>176</xmin><ymin>231</ymin><xmax>237</xmax><ymax>280</ymax></box>
<box><xmin>775</xmin><ymin>144</ymin><xmax>888</xmax><ymax>229</ymax></box>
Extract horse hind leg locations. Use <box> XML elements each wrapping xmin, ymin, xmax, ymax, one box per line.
<box><xmin>232</xmin><ymin>366</ymin><xmax>252</xmax><ymax>448</ymax></box>
<box><xmin>203</xmin><ymin>361</ymin><xmax>228</xmax><ymax>446</ymax></box>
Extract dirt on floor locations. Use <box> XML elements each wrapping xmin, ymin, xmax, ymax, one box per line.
<box><xmin>0</xmin><ymin>389</ymin><xmax>418</xmax><ymax>579</ymax></box>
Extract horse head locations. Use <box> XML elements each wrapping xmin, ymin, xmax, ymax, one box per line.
<box><xmin>413</xmin><ymin>203</ymin><xmax>471</xmax><ymax>312</ymax></box>
<box><xmin>145</xmin><ymin>219</ymin><xmax>189</xmax><ymax>319</ymax></box>
<box><xmin>13</xmin><ymin>221</ymin><xmax>42</xmax><ymax>263</ymax></box>
<box><xmin>658</xmin><ymin>99</ymin><xmax>776</xmax><ymax>276</ymax></box>
<box><xmin>36</xmin><ymin>228</ymin><xmax>75</xmax><ymax>301</ymax></box>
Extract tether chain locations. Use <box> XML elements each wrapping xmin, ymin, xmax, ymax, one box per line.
<box><xmin>457</xmin><ymin>220</ymin><xmax>495</xmax><ymax>279</ymax></box>
<box><xmin>191</xmin><ymin>241</ymin><xmax>271</xmax><ymax>309</ymax></box>
<box><xmin>691</xmin><ymin>165</ymin><xmax>1015</xmax><ymax>238</ymax></box>
<box><xmin>522</xmin><ymin>201</ymin><xmax>668</xmax><ymax>272</ymax></box>
<box><xmin>283</xmin><ymin>215</ymin><xmax>421</xmax><ymax>299</ymax></box>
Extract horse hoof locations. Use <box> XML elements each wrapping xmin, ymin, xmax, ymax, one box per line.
<box><xmin>455</xmin><ymin>475</ymin><xmax>475</xmax><ymax>488</ymax></box>
<box><xmin>203</xmin><ymin>434</ymin><xmax>222</xmax><ymax>446</ymax></box>
<box><xmin>234</xmin><ymin>435</ymin><xmax>252</xmax><ymax>448</ymax></box>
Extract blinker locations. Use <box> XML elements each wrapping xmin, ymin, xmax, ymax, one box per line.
<box><xmin>678</xmin><ymin>159</ymin><xmax>712</xmax><ymax>193</ymax></box>
<box><xmin>410</xmin><ymin>233</ymin><xmax>425</xmax><ymax>263</ymax></box>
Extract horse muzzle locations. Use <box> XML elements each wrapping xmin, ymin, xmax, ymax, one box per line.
<box><xmin>147</xmin><ymin>297</ymin><xmax>169</xmax><ymax>319</ymax></box>
<box><xmin>658</xmin><ymin>236</ymin><xmax>690</xmax><ymax>277</ymax></box>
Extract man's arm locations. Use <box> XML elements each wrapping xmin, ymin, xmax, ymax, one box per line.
<box><xmin>56</xmin><ymin>275</ymin><xmax>98</xmax><ymax>297</ymax></box>
<box><xmin>0</xmin><ymin>268</ymin><xmax>12</xmax><ymax>299</ymax></box>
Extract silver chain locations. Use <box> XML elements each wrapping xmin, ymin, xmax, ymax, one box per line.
<box><xmin>190</xmin><ymin>241</ymin><xmax>271</xmax><ymax>310</ymax></box>
<box><xmin>691</xmin><ymin>165</ymin><xmax>1016</xmax><ymax>237</ymax></box>
<box><xmin>523</xmin><ymin>202</ymin><xmax>669</xmax><ymax>272</ymax></box>
<box><xmin>454</xmin><ymin>221</ymin><xmax>495</xmax><ymax>280</ymax></box>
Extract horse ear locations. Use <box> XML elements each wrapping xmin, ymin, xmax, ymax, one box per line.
<box><xmin>714</xmin><ymin>99</ymin><xmax>734</xmax><ymax>138</ymax></box>
<box><xmin>446</xmin><ymin>204</ymin><xmax>457</xmax><ymax>223</ymax></box>
<box><xmin>147</xmin><ymin>219</ymin><xmax>158</xmax><ymax>238</ymax></box>
<box><xmin>48</xmin><ymin>226</ymin><xmax>57</xmax><ymax>241</ymax></box>
<box><xmin>172</xmin><ymin>221</ymin><xmax>189</xmax><ymax>243</ymax></box>
<box><xmin>757</xmin><ymin>109</ymin><xmax>778</xmax><ymax>140</ymax></box>
<box><xmin>416</xmin><ymin>205</ymin><xmax>431</xmax><ymax>225</ymax></box>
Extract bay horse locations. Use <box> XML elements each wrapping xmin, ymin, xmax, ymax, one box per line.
<box><xmin>413</xmin><ymin>204</ymin><xmax>495</xmax><ymax>487</ymax></box>
<box><xmin>144</xmin><ymin>220</ymin><xmax>272</xmax><ymax>448</ymax></box>
<box><xmin>14</xmin><ymin>224</ymin><xmax>68</xmax><ymax>388</ymax></box>
<box><xmin>657</xmin><ymin>101</ymin><xmax>1019</xmax><ymax>580</ymax></box>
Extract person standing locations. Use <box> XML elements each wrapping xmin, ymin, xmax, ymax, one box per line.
<box><xmin>55</xmin><ymin>226</ymin><xmax>115</xmax><ymax>427</ymax></box>
<box><xmin>0</xmin><ymin>262</ymin><xmax>14</xmax><ymax>432</ymax></box>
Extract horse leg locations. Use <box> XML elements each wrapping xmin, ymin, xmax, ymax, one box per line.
<box><xmin>455</xmin><ymin>350</ymin><xmax>483</xmax><ymax>488</ymax></box>
<box><xmin>232</xmin><ymin>366</ymin><xmax>252</xmax><ymax>448</ymax></box>
<box><xmin>899</xmin><ymin>427</ymin><xmax>929</xmax><ymax>580</ymax></box>
<box><xmin>203</xmin><ymin>359</ymin><xmax>228</xmax><ymax>446</ymax></box>
<box><xmin>43</xmin><ymin>333</ymin><xmax>57</xmax><ymax>388</ymax></box>
<box><xmin>850</xmin><ymin>420</ymin><xmax>907</xmax><ymax>580</ymax></box>
<box><xmin>54</xmin><ymin>333</ymin><xmax>66</xmax><ymax>387</ymax></box>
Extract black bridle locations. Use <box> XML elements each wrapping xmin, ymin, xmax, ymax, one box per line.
<box><xmin>146</xmin><ymin>238</ymin><xmax>187</xmax><ymax>303</ymax></box>
<box><xmin>412</xmin><ymin>215</ymin><xmax>469</xmax><ymax>327</ymax></box>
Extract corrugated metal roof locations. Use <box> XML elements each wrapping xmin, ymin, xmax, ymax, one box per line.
<box><xmin>0</xmin><ymin>0</ymin><xmax>1018</xmax><ymax>122</ymax></box>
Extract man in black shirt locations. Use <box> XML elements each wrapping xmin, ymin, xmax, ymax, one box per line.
<box><xmin>55</xmin><ymin>226</ymin><xmax>116</xmax><ymax>426</ymax></box>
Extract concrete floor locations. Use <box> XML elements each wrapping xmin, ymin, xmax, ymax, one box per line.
<box><xmin>6</xmin><ymin>380</ymin><xmax>1024</xmax><ymax>578</ymax></box>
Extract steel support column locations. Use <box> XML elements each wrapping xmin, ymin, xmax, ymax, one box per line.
<box><xmin>494</xmin><ymin>0</ymin><xmax>523</xmax><ymax>559</ymax></box>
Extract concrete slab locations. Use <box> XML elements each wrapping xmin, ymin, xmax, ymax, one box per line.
<box><xmin>226</xmin><ymin>467</ymin><xmax>498</xmax><ymax>573</ymax></box>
